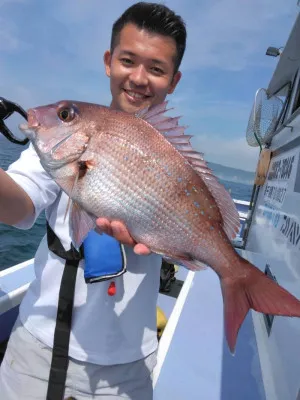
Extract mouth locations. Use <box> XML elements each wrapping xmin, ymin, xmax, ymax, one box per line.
<box><xmin>19</xmin><ymin>123</ymin><xmax>36</xmax><ymax>140</ymax></box>
<box><xmin>18</xmin><ymin>109</ymin><xmax>40</xmax><ymax>140</ymax></box>
<box><xmin>123</xmin><ymin>89</ymin><xmax>152</xmax><ymax>103</ymax></box>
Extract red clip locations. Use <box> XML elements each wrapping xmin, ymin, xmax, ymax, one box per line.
<box><xmin>107</xmin><ymin>281</ymin><xmax>116</xmax><ymax>296</ymax></box>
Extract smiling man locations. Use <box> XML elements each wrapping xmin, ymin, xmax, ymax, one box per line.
<box><xmin>105</xmin><ymin>20</ymin><xmax>182</xmax><ymax>113</ymax></box>
<box><xmin>0</xmin><ymin>2</ymin><xmax>187</xmax><ymax>399</ymax></box>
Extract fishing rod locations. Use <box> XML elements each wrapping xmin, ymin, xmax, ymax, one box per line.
<box><xmin>0</xmin><ymin>97</ymin><xmax>28</xmax><ymax>145</ymax></box>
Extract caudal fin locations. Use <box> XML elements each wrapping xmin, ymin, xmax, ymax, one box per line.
<box><xmin>221</xmin><ymin>259</ymin><xmax>300</xmax><ymax>354</ymax></box>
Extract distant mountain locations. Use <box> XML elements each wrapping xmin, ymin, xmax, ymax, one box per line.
<box><xmin>207</xmin><ymin>161</ymin><xmax>255</xmax><ymax>186</ymax></box>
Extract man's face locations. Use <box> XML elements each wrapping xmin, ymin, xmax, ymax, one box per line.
<box><xmin>104</xmin><ymin>23</ymin><xmax>182</xmax><ymax>113</ymax></box>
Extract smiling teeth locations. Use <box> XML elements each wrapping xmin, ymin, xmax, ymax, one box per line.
<box><xmin>126</xmin><ymin>90</ymin><xmax>146</xmax><ymax>99</ymax></box>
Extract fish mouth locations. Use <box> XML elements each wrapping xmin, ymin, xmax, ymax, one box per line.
<box><xmin>19</xmin><ymin>122</ymin><xmax>37</xmax><ymax>140</ymax></box>
<box><xmin>18</xmin><ymin>108</ymin><xmax>40</xmax><ymax>140</ymax></box>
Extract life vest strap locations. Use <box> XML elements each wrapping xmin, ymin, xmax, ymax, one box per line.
<box><xmin>46</xmin><ymin>222</ymin><xmax>83</xmax><ymax>400</ymax></box>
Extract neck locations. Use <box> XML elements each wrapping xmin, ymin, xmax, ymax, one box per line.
<box><xmin>109</xmin><ymin>99</ymin><xmax>119</xmax><ymax>111</ymax></box>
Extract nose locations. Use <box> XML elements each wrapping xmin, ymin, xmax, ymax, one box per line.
<box><xmin>129</xmin><ymin>65</ymin><xmax>148</xmax><ymax>87</ymax></box>
<box><xmin>27</xmin><ymin>109</ymin><xmax>40</xmax><ymax>128</ymax></box>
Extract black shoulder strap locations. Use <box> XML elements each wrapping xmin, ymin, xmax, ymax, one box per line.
<box><xmin>46</xmin><ymin>222</ymin><xmax>84</xmax><ymax>400</ymax></box>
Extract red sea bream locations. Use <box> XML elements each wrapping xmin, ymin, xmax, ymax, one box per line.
<box><xmin>19</xmin><ymin>100</ymin><xmax>300</xmax><ymax>353</ymax></box>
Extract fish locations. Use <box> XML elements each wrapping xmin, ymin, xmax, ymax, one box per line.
<box><xmin>19</xmin><ymin>99</ymin><xmax>300</xmax><ymax>353</ymax></box>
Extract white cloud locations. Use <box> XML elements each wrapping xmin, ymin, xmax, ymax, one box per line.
<box><xmin>0</xmin><ymin>18</ymin><xmax>20</xmax><ymax>52</ymax></box>
<box><xmin>172</xmin><ymin>0</ymin><xmax>298</xmax><ymax>71</ymax></box>
<box><xmin>181</xmin><ymin>99</ymin><xmax>250</xmax><ymax>122</ymax></box>
<box><xmin>191</xmin><ymin>133</ymin><xmax>259</xmax><ymax>171</ymax></box>
<box><xmin>49</xmin><ymin>0</ymin><xmax>298</xmax><ymax>73</ymax></box>
<box><xmin>51</xmin><ymin>0</ymin><xmax>138</xmax><ymax>72</ymax></box>
<box><xmin>0</xmin><ymin>0</ymin><xmax>32</xmax><ymax>53</ymax></box>
<box><xmin>0</xmin><ymin>0</ymin><xmax>27</xmax><ymax>5</ymax></box>
<box><xmin>166</xmin><ymin>92</ymin><xmax>260</xmax><ymax>171</ymax></box>
<box><xmin>2</xmin><ymin>0</ymin><xmax>298</xmax><ymax>71</ymax></box>
<box><xmin>1</xmin><ymin>0</ymin><xmax>297</xmax><ymax>171</ymax></box>
<box><xmin>3</xmin><ymin>85</ymin><xmax>37</xmax><ymax>109</ymax></box>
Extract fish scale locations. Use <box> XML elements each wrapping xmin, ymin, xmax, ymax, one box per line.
<box><xmin>81</xmin><ymin>148</ymin><xmax>194</xmax><ymax>252</ymax></box>
<box><xmin>20</xmin><ymin>99</ymin><xmax>300</xmax><ymax>355</ymax></box>
<box><xmin>79</xmin><ymin>124</ymin><xmax>224</xmax><ymax>256</ymax></box>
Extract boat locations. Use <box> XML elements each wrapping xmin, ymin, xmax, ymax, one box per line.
<box><xmin>1</xmin><ymin>7</ymin><xmax>300</xmax><ymax>399</ymax></box>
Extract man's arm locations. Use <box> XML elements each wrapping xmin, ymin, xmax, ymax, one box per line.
<box><xmin>0</xmin><ymin>168</ymin><xmax>35</xmax><ymax>225</ymax></box>
<box><xmin>0</xmin><ymin>168</ymin><xmax>151</xmax><ymax>255</ymax></box>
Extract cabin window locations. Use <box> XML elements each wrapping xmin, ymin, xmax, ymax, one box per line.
<box><xmin>286</xmin><ymin>69</ymin><xmax>300</xmax><ymax>118</ymax></box>
<box><xmin>291</xmin><ymin>83</ymin><xmax>300</xmax><ymax>114</ymax></box>
<box><xmin>266</xmin><ymin>83</ymin><xmax>290</xmax><ymax>133</ymax></box>
<box><xmin>277</xmin><ymin>87</ymin><xmax>291</xmax><ymax>127</ymax></box>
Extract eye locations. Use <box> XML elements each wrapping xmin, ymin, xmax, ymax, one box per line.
<box><xmin>120</xmin><ymin>57</ymin><xmax>134</xmax><ymax>66</ymax></box>
<box><xmin>151</xmin><ymin>66</ymin><xmax>164</xmax><ymax>75</ymax></box>
<box><xmin>57</xmin><ymin>106</ymin><xmax>75</xmax><ymax>122</ymax></box>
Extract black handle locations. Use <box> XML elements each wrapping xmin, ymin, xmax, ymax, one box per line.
<box><xmin>0</xmin><ymin>97</ymin><xmax>28</xmax><ymax>145</ymax></box>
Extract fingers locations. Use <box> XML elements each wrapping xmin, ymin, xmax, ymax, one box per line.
<box><xmin>95</xmin><ymin>218</ymin><xmax>112</xmax><ymax>236</ymax></box>
<box><xmin>111</xmin><ymin>221</ymin><xmax>136</xmax><ymax>246</ymax></box>
<box><xmin>95</xmin><ymin>218</ymin><xmax>135</xmax><ymax>246</ymax></box>
<box><xmin>95</xmin><ymin>218</ymin><xmax>152</xmax><ymax>256</ymax></box>
<box><xmin>133</xmin><ymin>244</ymin><xmax>151</xmax><ymax>256</ymax></box>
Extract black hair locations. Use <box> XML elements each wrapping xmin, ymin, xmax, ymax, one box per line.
<box><xmin>111</xmin><ymin>2</ymin><xmax>187</xmax><ymax>73</ymax></box>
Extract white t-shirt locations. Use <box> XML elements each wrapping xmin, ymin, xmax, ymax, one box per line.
<box><xmin>6</xmin><ymin>144</ymin><xmax>162</xmax><ymax>365</ymax></box>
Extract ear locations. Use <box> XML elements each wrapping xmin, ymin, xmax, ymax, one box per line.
<box><xmin>168</xmin><ymin>71</ymin><xmax>182</xmax><ymax>94</ymax></box>
<box><xmin>103</xmin><ymin>50</ymin><xmax>112</xmax><ymax>77</ymax></box>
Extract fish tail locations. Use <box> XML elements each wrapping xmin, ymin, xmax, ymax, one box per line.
<box><xmin>221</xmin><ymin>257</ymin><xmax>300</xmax><ymax>354</ymax></box>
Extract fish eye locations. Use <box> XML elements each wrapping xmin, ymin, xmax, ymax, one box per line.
<box><xmin>57</xmin><ymin>106</ymin><xmax>75</xmax><ymax>122</ymax></box>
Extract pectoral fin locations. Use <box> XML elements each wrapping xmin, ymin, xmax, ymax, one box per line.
<box><xmin>70</xmin><ymin>202</ymin><xmax>97</xmax><ymax>249</ymax></box>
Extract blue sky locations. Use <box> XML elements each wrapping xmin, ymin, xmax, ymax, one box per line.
<box><xmin>0</xmin><ymin>0</ymin><xmax>298</xmax><ymax>171</ymax></box>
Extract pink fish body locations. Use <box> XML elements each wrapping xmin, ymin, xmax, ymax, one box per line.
<box><xmin>20</xmin><ymin>100</ymin><xmax>300</xmax><ymax>353</ymax></box>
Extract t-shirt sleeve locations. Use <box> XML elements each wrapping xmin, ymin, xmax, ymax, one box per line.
<box><xmin>6</xmin><ymin>143</ymin><xmax>60</xmax><ymax>229</ymax></box>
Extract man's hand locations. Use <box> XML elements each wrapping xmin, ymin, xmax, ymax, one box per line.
<box><xmin>95</xmin><ymin>218</ymin><xmax>151</xmax><ymax>256</ymax></box>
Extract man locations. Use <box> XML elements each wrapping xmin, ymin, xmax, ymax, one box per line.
<box><xmin>0</xmin><ymin>2</ymin><xmax>186</xmax><ymax>399</ymax></box>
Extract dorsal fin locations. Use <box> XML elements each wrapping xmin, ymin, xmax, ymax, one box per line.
<box><xmin>136</xmin><ymin>102</ymin><xmax>240</xmax><ymax>239</ymax></box>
